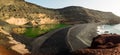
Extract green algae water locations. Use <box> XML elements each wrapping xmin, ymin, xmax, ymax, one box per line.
<box><xmin>13</xmin><ymin>24</ymin><xmax>68</xmax><ymax>38</ymax></box>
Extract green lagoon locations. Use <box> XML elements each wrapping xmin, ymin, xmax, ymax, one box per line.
<box><xmin>12</xmin><ymin>24</ymin><xmax>68</xmax><ymax>38</ymax></box>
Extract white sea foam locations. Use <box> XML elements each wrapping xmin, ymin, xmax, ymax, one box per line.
<box><xmin>97</xmin><ymin>24</ymin><xmax>120</xmax><ymax>34</ymax></box>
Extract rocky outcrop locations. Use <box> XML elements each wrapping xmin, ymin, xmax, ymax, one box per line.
<box><xmin>73</xmin><ymin>46</ymin><xmax>120</xmax><ymax>55</ymax></box>
<box><xmin>72</xmin><ymin>34</ymin><xmax>120</xmax><ymax>55</ymax></box>
<box><xmin>0</xmin><ymin>28</ymin><xmax>30</xmax><ymax>55</ymax></box>
<box><xmin>91</xmin><ymin>34</ymin><xmax>120</xmax><ymax>49</ymax></box>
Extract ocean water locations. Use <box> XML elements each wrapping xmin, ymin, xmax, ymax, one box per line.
<box><xmin>97</xmin><ymin>24</ymin><xmax>120</xmax><ymax>34</ymax></box>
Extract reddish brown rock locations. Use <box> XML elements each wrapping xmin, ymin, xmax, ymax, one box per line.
<box><xmin>91</xmin><ymin>34</ymin><xmax>120</xmax><ymax>49</ymax></box>
<box><xmin>72</xmin><ymin>34</ymin><xmax>120</xmax><ymax>55</ymax></box>
<box><xmin>0</xmin><ymin>45</ymin><xmax>21</xmax><ymax>55</ymax></box>
<box><xmin>72</xmin><ymin>46</ymin><xmax>120</xmax><ymax>55</ymax></box>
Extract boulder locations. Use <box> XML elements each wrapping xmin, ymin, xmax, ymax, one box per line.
<box><xmin>72</xmin><ymin>34</ymin><xmax>120</xmax><ymax>55</ymax></box>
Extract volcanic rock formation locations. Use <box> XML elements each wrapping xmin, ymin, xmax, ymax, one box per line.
<box><xmin>73</xmin><ymin>34</ymin><xmax>120</xmax><ymax>55</ymax></box>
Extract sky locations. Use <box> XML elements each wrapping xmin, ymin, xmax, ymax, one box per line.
<box><xmin>25</xmin><ymin>0</ymin><xmax>120</xmax><ymax>16</ymax></box>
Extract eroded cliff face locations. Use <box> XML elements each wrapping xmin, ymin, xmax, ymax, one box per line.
<box><xmin>0</xmin><ymin>0</ymin><xmax>59</xmax><ymax>26</ymax></box>
<box><xmin>30</xmin><ymin>13</ymin><xmax>59</xmax><ymax>25</ymax></box>
<box><xmin>0</xmin><ymin>28</ymin><xmax>30</xmax><ymax>55</ymax></box>
<box><xmin>0</xmin><ymin>0</ymin><xmax>120</xmax><ymax>26</ymax></box>
<box><xmin>5</xmin><ymin>17</ymin><xmax>28</xmax><ymax>25</ymax></box>
<box><xmin>4</xmin><ymin>13</ymin><xmax>59</xmax><ymax>26</ymax></box>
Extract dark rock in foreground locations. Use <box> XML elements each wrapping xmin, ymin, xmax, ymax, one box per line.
<box><xmin>73</xmin><ymin>34</ymin><xmax>120</xmax><ymax>55</ymax></box>
<box><xmin>91</xmin><ymin>34</ymin><xmax>120</xmax><ymax>49</ymax></box>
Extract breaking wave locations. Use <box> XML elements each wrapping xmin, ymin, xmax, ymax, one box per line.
<box><xmin>97</xmin><ymin>24</ymin><xmax>120</xmax><ymax>34</ymax></box>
